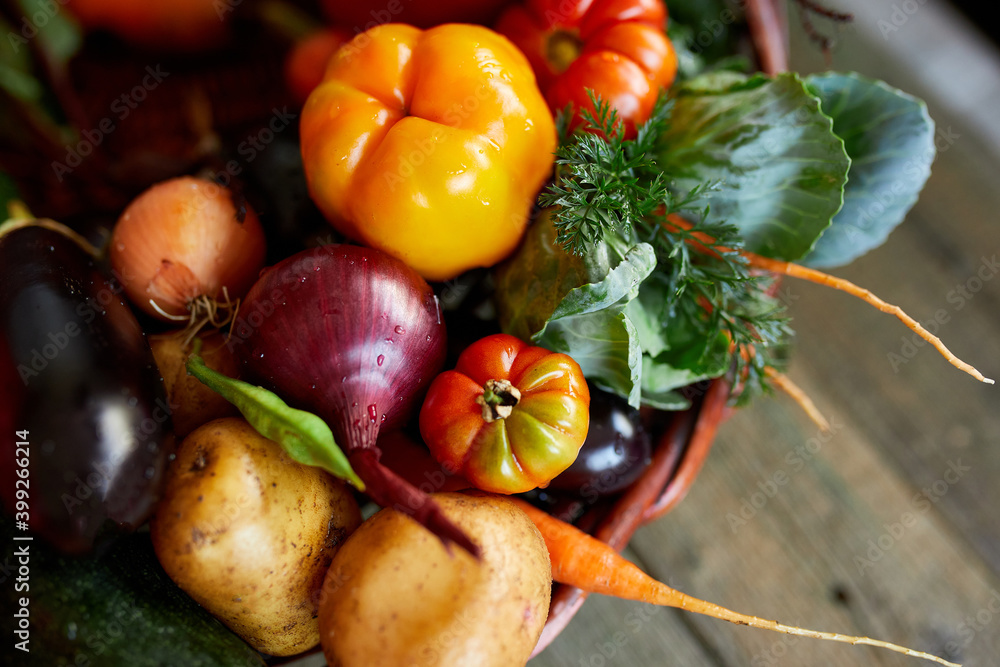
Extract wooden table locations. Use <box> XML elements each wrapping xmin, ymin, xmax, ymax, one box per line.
<box><xmin>531</xmin><ymin>1</ymin><xmax>1000</xmax><ymax>666</ymax></box>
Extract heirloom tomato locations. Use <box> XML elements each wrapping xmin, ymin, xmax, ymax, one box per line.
<box><xmin>495</xmin><ymin>0</ymin><xmax>678</xmax><ymax>135</ymax></box>
<box><xmin>419</xmin><ymin>334</ymin><xmax>590</xmax><ymax>494</ymax></box>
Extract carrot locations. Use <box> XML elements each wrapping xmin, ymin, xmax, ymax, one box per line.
<box><xmin>664</xmin><ymin>214</ymin><xmax>993</xmax><ymax>385</ymax></box>
<box><xmin>507</xmin><ymin>497</ymin><xmax>960</xmax><ymax>667</ymax></box>
<box><xmin>765</xmin><ymin>366</ymin><xmax>830</xmax><ymax>432</ymax></box>
<box><xmin>743</xmin><ymin>251</ymin><xmax>993</xmax><ymax>385</ymax></box>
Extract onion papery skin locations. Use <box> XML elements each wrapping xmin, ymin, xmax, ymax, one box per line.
<box><xmin>232</xmin><ymin>244</ymin><xmax>478</xmax><ymax>554</ymax></box>
<box><xmin>235</xmin><ymin>243</ymin><xmax>446</xmax><ymax>437</ymax></box>
<box><xmin>110</xmin><ymin>177</ymin><xmax>267</xmax><ymax>320</ymax></box>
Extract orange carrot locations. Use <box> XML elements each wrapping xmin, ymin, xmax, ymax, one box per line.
<box><xmin>765</xmin><ymin>366</ymin><xmax>830</xmax><ymax>432</ymax></box>
<box><xmin>744</xmin><ymin>251</ymin><xmax>993</xmax><ymax>385</ymax></box>
<box><xmin>507</xmin><ymin>497</ymin><xmax>960</xmax><ymax>667</ymax></box>
<box><xmin>663</xmin><ymin>214</ymin><xmax>993</xmax><ymax>385</ymax></box>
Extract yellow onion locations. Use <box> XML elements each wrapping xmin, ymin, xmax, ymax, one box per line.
<box><xmin>111</xmin><ymin>176</ymin><xmax>267</xmax><ymax>324</ymax></box>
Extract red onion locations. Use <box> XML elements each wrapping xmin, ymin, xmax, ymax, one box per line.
<box><xmin>232</xmin><ymin>243</ymin><xmax>478</xmax><ymax>555</ymax></box>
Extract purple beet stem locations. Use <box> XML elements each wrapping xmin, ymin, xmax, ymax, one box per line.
<box><xmin>349</xmin><ymin>449</ymin><xmax>482</xmax><ymax>559</ymax></box>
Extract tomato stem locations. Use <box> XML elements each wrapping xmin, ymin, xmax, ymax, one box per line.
<box><xmin>477</xmin><ymin>379</ymin><xmax>521</xmax><ymax>422</ymax></box>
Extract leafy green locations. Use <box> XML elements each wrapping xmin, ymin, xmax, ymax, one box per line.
<box><xmin>496</xmin><ymin>68</ymin><xmax>934</xmax><ymax>411</ymax></box>
<box><xmin>664</xmin><ymin>0</ymin><xmax>743</xmax><ymax>70</ymax></box>
<box><xmin>802</xmin><ymin>72</ymin><xmax>936</xmax><ymax>268</ymax></box>
<box><xmin>532</xmin><ymin>243</ymin><xmax>656</xmax><ymax>406</ymax></box>
<box><xmin>498</xmin><ymin>97</ymin><xmax>795</xmax><ymax>408</ymax></box>
<box><xmin>11</xmin><ymin>0</ymin><xmax>82</xmax><ymax>65</ymax></box>
<box><xmin>655</xmin><ymin>72</ymin><xmax>851</xmax><ymax>261</ymax></box>
<box><xmin>0</xmin><ymin>13</ymin><xmax>44</xmax><ymax>102</ymax></box>
<box><xmin>0</xmin><ymin>172</ymin><xmax>19</xmax><ymax>215</ymax></box>
<box><xmin>1</xmin><ymin>0</ymin><xmax>81</xmax><ymax>102</ymax></box>
<box><xmin>666</xmin><ymin>22</ymin><xmax>706</xmax><ymax>81</ymax></box>
<box><xmin>186</xmin><ymin>345</ymin><xmax>364</xmax><ymax>490</ymax></box>
<box><xmin>641</xmin><ymin>338</ymin><xmax>729</xmax><ymax>410</ymax></box>
<box><xmin>495</xmin><ymin>208</ymin><xmax>620</xmax><ymax>342</ymax></box>
<box><xmin>540</xmin><ymin>95</ymin><xmax>681</xmax><ymax>255</ymax></box>
<box><xmin>495</xmin><ymin>212</ymin><xmax>656</xmax><ymax>407</ymax></box>
<box><xmin>634</xmin><ymin>269</ymin><xmax>788</xmax><ymax>408</ymax></box>
<box><xmin>635</xmin><ymin>274</ymin><xmax>733</xmax><ymax>410</ymax></box>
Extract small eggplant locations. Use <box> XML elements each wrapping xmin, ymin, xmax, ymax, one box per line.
<box><xmin>0</xmin><ymin>222</ymin><xmax>172</xmax><ymax>553</ymax></box>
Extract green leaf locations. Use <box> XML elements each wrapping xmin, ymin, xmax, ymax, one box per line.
<box><xmin>494</xmin><ymin>209</ymin><xmax>626</xmax><ymax>342</ymax></box>
<box><xmin>531</xmin><ymin>243</ymin><xmax>656</xmax><ymax>407</ymax></box>
<box><xmin>802</xmin><ymin>72</ymin><xmax>936</xmax><ymax>268</ymax></box>
<box><xmin>494</xmin><ymin>212</ymin><xmax>656</xmax><ymax>407</ymax></box>
<box><xmin>637</xmin><ymin>385</ymin><xmax>691</xmax><ymax>411</ymax></box>
<box><xmin>656</xmin><ymin>72</ymin><xmax>851</xmax><ymax>261</ymax></box>
<box><xmin>541</xmin><ymin>243</ymin><xmax>655</xmax><ymax>323</ymax></box>
<box><xmin>540</xmin><ymin>309</ymin><xmax>644</xmax><ymax>406</ymax></box>
<box><xmin>0</xmin><ymin>13</ymin><xmax>42</xmax><ymax>102</ymax></box>
<box><xmin>666</xmin><ymin>22</ymin><xmax>706</xmax><ymax>81</ymax></box>
<box><xmin>16</xmin><ymin>0</ymin><xmax>83</xmax><ymax>64</ymax></box>
<box><xmin>1</xmin><ymin>2</ymin><xmax>83</xmax><ymax>144</ymax></box>
<box><xmin>0</xmin><ymin>172</ymin><xmax>19</xmax><ymax>215</ymax></box>
<box><xmin>625</xmin><ymin>282</ymin><xmax>670</xmax><ymax>358</ymax></box>
<box><xmin>640</xmin><ymin>333</ymin><xmax>730</xmax><ymax>411</ymax></box>
<box><xmin>185</xmin><ymin>346</ymin><xmax>364</xmax><ymax>491</ymax></box>
<box><xmin>665</xmin><ymin>0</ymin><xmax>742</xmax><ymax>68</ymax></box>
<box><xmin>633</xmin><ymin>277</ymin><xmax>733</xmax><ymax>408</ymax></box>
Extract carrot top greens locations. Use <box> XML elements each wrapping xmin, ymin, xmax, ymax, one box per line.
<box><xmin>540</xmin><ymin>95</ymin><xmax>791</xmax><ymax>404</ymax></box>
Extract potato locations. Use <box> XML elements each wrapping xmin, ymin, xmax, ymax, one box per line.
<box><xmin>318</xmin><ymin>492</ymin><xmax>551</xmax><ymax>667</ymax></box>
<box><xmin>150</xmin><ymin>417</ymin><xmax>362</xmax><ymax>656</ymax></box>
<box><xmin>150</xmin><ymin>331</ymin><xmax>240</xmax><ymax>438</ymax></box>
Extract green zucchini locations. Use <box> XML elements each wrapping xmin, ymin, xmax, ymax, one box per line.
<box><xmin>1</xmin><ymin>519</ymin><xmax>266</xmax><ymax>666</ymax></box>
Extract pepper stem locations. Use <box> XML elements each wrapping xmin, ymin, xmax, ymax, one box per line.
<box><xmin>476</xmin><ymin>379</ymin><xmax>522</xmax><ymax>422</ymax></box>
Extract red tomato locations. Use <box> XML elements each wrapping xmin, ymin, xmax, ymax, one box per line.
<box><xmin>419</xmin><ymin>334</ymin><xmax>590</xmax><ymax>495</ymax></box>
<box><xmin>495</xmin><ymin>0</ymin><xmax>678</xmax><ymax>135</ymax></box>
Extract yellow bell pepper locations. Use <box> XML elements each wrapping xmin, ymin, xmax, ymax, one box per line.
<box><xmin>300</xmin><ymin>23</ymin><xmax>556</xmax><ymax>281</ymax></box>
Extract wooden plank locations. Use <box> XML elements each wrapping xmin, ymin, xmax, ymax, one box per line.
<box><xmin>784</xmin><ymin>214</ymin><xmax>1000</xmax><ymax>569</ymax></box>
<box><xmin>782</xmin><ymin>1</ymin><xmax>1000</xmax><ymax>575</ymax></box>
<box><xmin>628</xmin><ymin>379</ymin><xmax>1000</xmax><ymax>666</ymax></box>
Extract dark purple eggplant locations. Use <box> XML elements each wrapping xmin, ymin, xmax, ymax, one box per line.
<box><xmin>548</xmin><ymin>385</ymin><xmax>652</xmax><ymax>498</ymax></box>
<box><xmin>0</xmin><ymin>222</ymin><xmax>172</xmax><ymax>553</ymax></box>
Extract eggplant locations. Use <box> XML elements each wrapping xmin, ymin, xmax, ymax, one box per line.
<box><xmin>0</xmin><ymin>222</ymin><xmax>172</xmax><ymax>553</ymax></box>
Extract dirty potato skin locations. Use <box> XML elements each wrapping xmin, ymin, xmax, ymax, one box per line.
<box><xmin>150</xmin><ymin>417</ymin><xmax>362</xmax><ymax>656</ymax></box>
<box><xmin>150</xmin><ymin>331</ymin><xmax>240</xmax><ymax>438</ymax></box>
<box><xmin>318</xmin><ymin>493</ymin><xmax>551</xmax><ymax>667</ymax></box>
